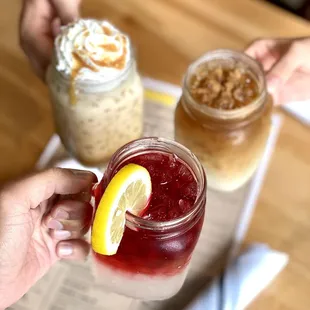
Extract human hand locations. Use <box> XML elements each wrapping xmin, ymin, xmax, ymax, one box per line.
<box><xmin>0</xmin><ymin>168</ymin><xmax>97</xmax><ymax>309</ymax></box>
<box><xmin>19</xmin><ymin>0</ymin><xmax>81</xmax><ymax>80</ymax></box>
<box><xmin>245</xmin><ymin>37</ymin><xmax>310</xmax><ymax>105</ymax></box>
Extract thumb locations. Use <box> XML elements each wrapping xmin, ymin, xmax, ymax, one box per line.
<box><xmin>1</xmin><ymin>168</ymin><xmax>97</xmax><ymax>213</ymax></box>
<box><xmin>51</xmin><ymin>0</ymin><xmax>81</xmax><ymax>25</ymax></box>
<box><xmin>266</xmin><ymin>43</ymin><xmax>302</xmax><ymax>103</ymax></box>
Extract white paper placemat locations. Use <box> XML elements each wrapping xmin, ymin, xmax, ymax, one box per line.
<box><xmin>10</xmin><ymin>78</ymin><xmax>283</xmax><ymax>310</ymax></box>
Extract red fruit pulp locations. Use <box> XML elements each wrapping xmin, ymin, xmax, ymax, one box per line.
<box><xmin>93</xmin><ymin>151</ymin><xmax>205</xmax><ymax>276</ymax></box>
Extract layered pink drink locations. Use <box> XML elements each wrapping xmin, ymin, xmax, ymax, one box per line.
<box><xmin>92</xmin><ymin>138</ymin><xmax>206</xmax><ymax>300</ymax></box>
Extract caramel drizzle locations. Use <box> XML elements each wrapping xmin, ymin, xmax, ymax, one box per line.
<box><xmin>69</xmin><ymin>29</ymin><xmax>127</xmax><ymax>105</ymax></box>
<box><xmin>92</xmin><ymin>35</ymin><xmax>127</xmax><ymax>70</ymax></box>
<box><xmin>70</xmin><ymin>52</ymin><xmax>98</xmax><ymax>105</ymax></box>
<box><xmin>98</xmin><ymin>43</ymin><xmax>118</xmax><ymax>52</ymax></box>
<box><xmin>102</xmin><ymin>25</ymin><xmax>113</xmax><ymax>35</ymax></box>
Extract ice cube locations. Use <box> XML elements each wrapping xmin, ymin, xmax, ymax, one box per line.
<box><xmin>168</xmin><ymin>153</ymin><xmax>178</xmax><ymax>169</ymax></box>
<box><xmin>233</xmin><ymin>87</ymin><xmax>245</xmax><ymax>102</ymax></box>
<box><xmin>178</xmin><ymin>199</ymin><xmax>192</xmax><ymax>213</ymax></box>
<box><xmin>145</xmin><ymin>153</ymin><xmax>164</xmax><ymax>162</ymax></box>
<box><xmin>160</xmin><ymin>171</ymin><xmax>173</xmax><ymax>185</ymax></box>
<box><xmin>176</xmin><ymin>165</ymin><xmax>188</xmax><ymax>178</ymax></box>
<box><xmin>168</xmin><ymin>209</ymin><xmax>179</xmax><ymax>220</ymax></box>
<box><xmin>147</xmin><ymin>164</ymin><xmax>155</xmax><ymax>175</ymax></box>
<box><xmin>181</xmin><ymin>182</ymin><xmax>198</xmax><ymax>200</ymax></box>
<box><xmin>176</xmin><ymin>164</ymin><xmax>194</xmax><ymax>184</ymax></box>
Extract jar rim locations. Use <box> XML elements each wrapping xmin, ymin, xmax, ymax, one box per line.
<box><xmin>183</xmin><ymin>49</ymin><xmax>267</xmax><ymax>120</ymax></box>
<box><xmin>105</xmin><ymin>137</ymin><xmax>207</xmax><ymax>231</ymax></box>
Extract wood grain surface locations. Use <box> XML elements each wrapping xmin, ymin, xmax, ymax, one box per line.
<box><xmin>0</xmin><ymin>0</ymin><xmax>309</xmax><ymax>309</ymax></box>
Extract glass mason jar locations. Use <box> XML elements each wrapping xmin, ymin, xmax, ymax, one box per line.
<box><xmin>92</xmin><ymin>137</ymin><xmax>207</xmax><ymax>300</ymax></box>
<box><xmin>46</xmin><ymin>53</ymin><xmax>144</xmax><ymax>166</ymax></box>
<box><xmin>175</xmin><ymin>49</ymin><xmax>273</xmax><ymax>192</ymax></box>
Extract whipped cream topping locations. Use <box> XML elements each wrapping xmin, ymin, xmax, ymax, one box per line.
<box><xmin>54</xmin><ymin>19</ymin><xmax>131</xmax><ymax>82</ymax></box>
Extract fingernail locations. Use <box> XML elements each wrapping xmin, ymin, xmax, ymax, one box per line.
<box><xmin>70</xmin><ymin>170</ymin><xmax>98</xmax><ymax>183</ymax></box>
<box><xmin>48</xmin><ymin>219</ymin><xmax>63</xmax><ymax>230</ymax></box>
<box><xmin>53</xmin><ymin>230</ymin><xmax>71</xmax><ymax>240</ymax></box>
<box><xmin>58</xmin><ymin>243</ymin><xmax>73</xmax><ymax>257</ymax></box>
<box><xmin>70</xmin><ymin>169</ymin><xmax>94</xmax><ymax>177</ymax></box>
<box><xmin>55</xmin><ymin>209</ymin><xmax>70</xmax><ymax>220</ymax></box>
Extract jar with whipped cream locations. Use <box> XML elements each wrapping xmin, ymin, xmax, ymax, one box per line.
<box><xmin>175</xmin><ymin>49</ymin><xmax>273</xmax><ymax>192</ymax></box>
<box><xmin>46</xmin><ymin>19</ymin><xmax>144</xmax><ymax>166</ymax></box>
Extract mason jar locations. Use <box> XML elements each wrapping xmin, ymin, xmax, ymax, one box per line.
<box><xmin>175</xmin><ymin>49</ymin><xmax>273</xmax><ymax>192</ymax></box>
<box><xmin>46</xmin><ymin>46</ymin><xmax>144</xmax><ymax>166</ymax></box>
<box><xmin>92</xmin><ymin>137</ymin><xmax>207</xmax><ymax>300</ymax></box>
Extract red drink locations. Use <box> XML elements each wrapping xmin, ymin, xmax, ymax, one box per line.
<box><xmin>92</xmin><ymin>138</ymin><xmax>206</xmax><ymax>300</ymax></box>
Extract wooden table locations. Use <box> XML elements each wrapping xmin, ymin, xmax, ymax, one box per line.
<box><xmin>1</xmin><ymin>0</ymin><xmax>310</xmax><ymax>309</ymax></box>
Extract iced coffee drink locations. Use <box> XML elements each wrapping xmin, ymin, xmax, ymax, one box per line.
<box><xmin>175</xmin><ymin>50</ymin><xmax>272</xmax><ymax>191</ymax></box>
<box><xmin>47</xmin><ymin>19</ymin><xmax>144</xmax><ymax>166</ymax></box>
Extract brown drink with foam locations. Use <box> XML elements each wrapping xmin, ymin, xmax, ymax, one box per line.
<box><xmin>175</xmin><ymin>49</ymin><xmax>272</xmax><ymax>191</ymax></box>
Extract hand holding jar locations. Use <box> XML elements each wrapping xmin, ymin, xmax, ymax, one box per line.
<box><xmin>0</xmin><ymin>168</ymin><xmax>96</xmax><ymax>309</ymax></box>
<box><xmin>245</xmin><ymin>36</ymin><xmax>310</xmax><ymax>105</ymax></box>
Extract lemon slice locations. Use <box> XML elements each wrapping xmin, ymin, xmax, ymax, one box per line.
<box><xmin>91</xmin><ymin>163</ymin><xmax>152</xmax><ymax>256</ymax></box>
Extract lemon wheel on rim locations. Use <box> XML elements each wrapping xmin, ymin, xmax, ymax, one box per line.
<box><xmin>91</xmin><ymin>164</ymin><xmax>152</xmax><ymax>255</ymax></box>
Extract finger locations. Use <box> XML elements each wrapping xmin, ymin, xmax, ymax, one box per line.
<box><xmin>51</xmin><ymin>226</ymin><xmax>89</xmax><ymax>240</ymax></box>
<box><xmin>266</xmin><ymin>42</ymin><xmax>303</xmax><ymax>99</ymax></box>
<box><xmin>52</xmin><ymin>17</ymin><xmax>61</xmax><ymax>37</ymax></box>
<box><xmin>20</xmin><ymin>31</ymin><xmax>51</xmax><ymax>80</ymax></box>
<box><xmin>52</xmin><ymin>0</ymin><xmax>81</xmax><ymax>24</ymax></box>
<box><xmin>26</xmin><ymin>48</ymin><xmax>50</xmax><ymax>80</ymax></box>
<box><xmin>59</xmin><ymin>190</ymin><xmax>92</xmax><ymax>203</ymax></box>
<box><xmin>57</xmin><ymin>239</ymin><xmax>90</xmax><ymax>260</ymax></box>
<box><xmin>19</xmin><ymin>0</ymin><xmax>55</xmax><ymax>79</ymax></box>
<box><xmin>277</xmin><ymin>71</ymin><xmax>310</xmax><ymax>105</ymax></box>
<box><xmin>245</xmin><ymin>39</ymin><xmax>278</xmax><ymax>72</ymax></box>
<box><xmin>45</xmin><ymin>200</ymin><xmax>93</xmax><ymax>231</ymax></box>
<box><xmin>2</xmin><ymin>168</ymin><xmax>97</xmax><ymax>213</ymax></box>
<box><xmin>245</xmin><ymin>39</ymin><xmax>271</xmax><ymax>59</ymax></box>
